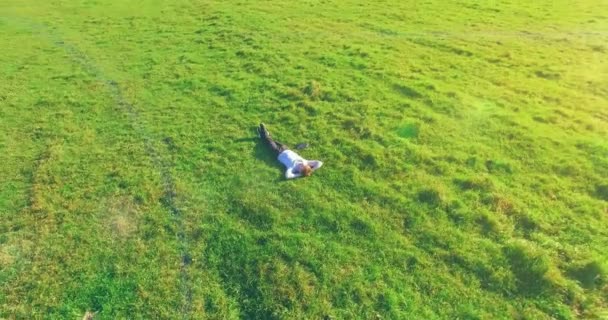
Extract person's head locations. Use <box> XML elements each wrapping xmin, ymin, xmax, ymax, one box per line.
<box><xmin>300</xmin><ymin>163</ymin><xmax>313</xmax><ymax>177</ymax></box>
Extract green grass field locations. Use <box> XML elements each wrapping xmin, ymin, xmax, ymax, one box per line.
<box><xmin>1</xmin><ymin>1</ymin><xmax>607</xmax><ymax>318</ymax></box>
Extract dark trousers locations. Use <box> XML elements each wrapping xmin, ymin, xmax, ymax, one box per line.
<box><xmin>264</xmin><ymin>135</ymin><xmax>288</xmax><ymax>155</ymax></box>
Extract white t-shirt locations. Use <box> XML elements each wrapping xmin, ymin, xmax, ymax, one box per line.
<box><xmin>277</xmin><ymin>150</ymin><xmax>323</xmax><ymax>179</ymax></box>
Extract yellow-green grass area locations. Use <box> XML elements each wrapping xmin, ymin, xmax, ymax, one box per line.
<box><xmin>1</xmin><ymin>1</ymin><xmax>607</xmax><ymax>318</ymax></box>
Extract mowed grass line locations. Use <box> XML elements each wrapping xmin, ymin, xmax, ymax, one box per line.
<box><xmin>46</xmin><ymin>22</ymin><xmax>197</xmax><ymax>315</ymax></box>
<box><xmin>1</xmin><ymin>0</ymin><xmax>608</xmax><ymax>319</ymax></box>
<box><xmin>0</xmin><ymin>15</ymin><xmax>199</xmax><ymax>318</ymax></box>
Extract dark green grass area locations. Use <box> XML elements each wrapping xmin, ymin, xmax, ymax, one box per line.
<box><xmin>1</xmin><ymin>1</ymin><xmax>607</xmax><ymax>318</ymax></box>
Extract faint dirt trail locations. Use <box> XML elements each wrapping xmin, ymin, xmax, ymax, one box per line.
<box><xmin>1</xmin><ymin>15</ymin><xmax>194</xmax><ymax>318</ymax></box>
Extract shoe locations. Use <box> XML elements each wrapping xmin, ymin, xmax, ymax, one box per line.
<box><xmin>259</xmin><ymin>123</ymin><xmax>269</xmax><ymax>139</ymax></box>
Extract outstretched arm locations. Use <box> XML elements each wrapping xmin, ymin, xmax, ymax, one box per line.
<box><xmin>308</xmin><ymin>160</ymin><xmax>324</xmax><ymax>171</ymax></box>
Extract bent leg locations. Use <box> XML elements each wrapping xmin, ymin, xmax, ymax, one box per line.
<box><xmin>265</xmin><ymin>136</ymin><xmax>289</xmax><ymax>154</ymax></box>
<box><xmin>259</xmin><ymin>124</ymin><xmax>288</xmax><ymax>155</ymax></box>
<box><xmin>265</xmin><ymin>136</ymin><xmax>282</xmax><ymax>153</ymax></box>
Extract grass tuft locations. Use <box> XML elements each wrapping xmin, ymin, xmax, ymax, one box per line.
<box><xmin>594</xmin><ymin>184</ymin><xmax>608</xmax><ymax>201</ymax></box>
<box><xmin>504</xmin><ymin>240</ymin><xmax>552</xmax><ymax>295</ymax></box>
<box><xmin>417</xmin><ymin>188</ymin><xmax>443</xmax><ymax>206</ymax></box>
<box><xmin>302</xmin><ymin>80</ymin><xmax>322</xmax><ymax>100</ymax></box>
<box><xmin>567</xmin><ymin>260</ymin><xmax>607</xmax><ymax>289</ymax></box>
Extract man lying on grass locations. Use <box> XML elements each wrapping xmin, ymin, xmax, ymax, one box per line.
<box><xmin>258</xmin><ymin>123</ymin><xmax>323</xmax><ymax>179</ymax></box>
